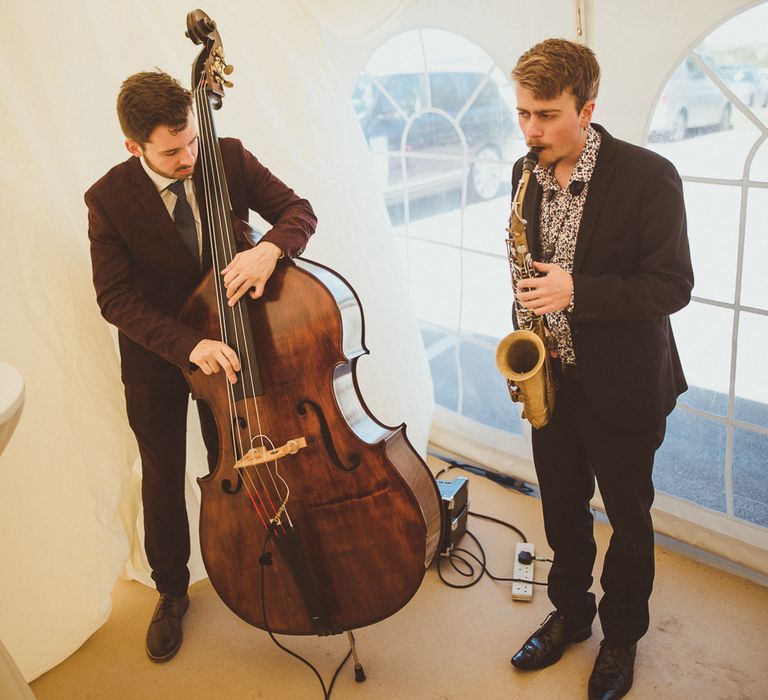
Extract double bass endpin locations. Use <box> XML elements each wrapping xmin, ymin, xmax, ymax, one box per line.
<box><xmin>347</xmin><ymin>631</ymin><xmax>366</xmax><ymax>682</ymax></box>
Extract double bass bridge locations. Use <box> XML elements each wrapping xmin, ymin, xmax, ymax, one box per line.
<box><xmin>233</xmin><ymin>437</ymin><xmax>308</xmax><ymax>469</ymax></box>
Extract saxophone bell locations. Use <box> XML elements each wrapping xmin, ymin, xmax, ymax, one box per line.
<box><xmin>495</xmin><ymin>328</ymin><xmax>554</xmax><ymax>429</ymax></box>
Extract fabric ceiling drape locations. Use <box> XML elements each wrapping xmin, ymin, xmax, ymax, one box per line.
<box><xmin>0</xmin><ymin>0</ymin><xmax>431</xmax><ymax>680</ymax></box>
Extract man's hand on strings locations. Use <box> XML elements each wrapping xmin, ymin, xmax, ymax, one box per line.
<box><xmin>516</xmin><ymin>261</ymin><xmax>573</xmax><ymax>316</ymax></box>
<box><xmin>189</xmin><ymin>340</ymin><xmax>241</xmax><ymax>384</ymax></box>
<box><xmin>221</xmin><ymin>241</ymin><xmax>283</xmax><ymax>307</ymax></box>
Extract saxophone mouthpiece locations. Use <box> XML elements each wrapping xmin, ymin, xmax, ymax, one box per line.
<box><xmin>523</xmin><ymin>147</ymin><xmax>541</xmax><ymax>172</ymax></box>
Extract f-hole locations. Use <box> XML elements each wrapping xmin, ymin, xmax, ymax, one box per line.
<box><xmin>297</xmin><ymin>400</ymin><xmax>361</xmax><ymax>472</ymax></box>
<box><xmin>222</xmin><ymin>414</ymin><xmax>247</xmax><ymax>494</ymax></box>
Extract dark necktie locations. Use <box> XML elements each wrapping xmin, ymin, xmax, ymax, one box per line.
<box><xmin>167</xmin><ymin>179</ymin><xmax>199</xmax><ymax>263</ymax></box>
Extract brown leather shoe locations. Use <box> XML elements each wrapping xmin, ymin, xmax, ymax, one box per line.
<box><xmin>511</xmin><ymin>610</ymin><xmax>592</xmax><ymax>670</ymax></box>
<box><xmin>145</xmin><ymin>593</ymin><xmax>189</xmax><ymax>662</ymax></box>
<box><xmin>588</xmin><ymin>641</ymin><xmax>636</xmax><ymax>699</ymax></box>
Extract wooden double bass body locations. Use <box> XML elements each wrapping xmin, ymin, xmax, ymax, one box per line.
<box><xmin>179</xmin><ymin>10</ymin><xmax>442</xmax><ymax>636</ymax></box>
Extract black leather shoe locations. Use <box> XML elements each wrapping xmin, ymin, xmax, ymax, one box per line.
<box><xmin>145</xmin><ymin>593</ymin><xmax>189</xmax><ymax>662</ymax></box>
<box><xmin>588</xmin><ymin>641</ymin><xmax>636</xmax><ymax>699</ymax></box>
<box><xmin>511</xmin><ymin>610</ymin><xmax>592</xmax><ymax>670</ymax></box>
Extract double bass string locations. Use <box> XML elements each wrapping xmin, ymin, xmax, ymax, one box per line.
<box><xmin>195</xmin><ymin>83</ymin><xmax>266</xmax><ymax>522</ymax></box>
<box><xmin>194</xmin><ymin>89</ymin><xmax>239</xmax><ymax>425</ymax></box>
<box><xmin>194</xmin><ymin>81</ymin><xmax>292</xmax><ymax>532</ymax></box>
<box><xmin>195</xmin><ymin>85</ymin><xmax>273</xmax><ymax>519</ymax></box>
<box><xmin>193</xmin><ymin>84</ymin><xmax>240</xmax><ymax>452</ymax></box>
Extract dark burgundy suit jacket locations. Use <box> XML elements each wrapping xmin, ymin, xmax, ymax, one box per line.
<box><xmin>511</xmin><ymin>124</ymin><xmax>694</xmax><ymax>429</ymax></box>
<box><xmin>86</xmin><ymin>137</ymin><xmax>316</xmax><ymax>382</ymax></box>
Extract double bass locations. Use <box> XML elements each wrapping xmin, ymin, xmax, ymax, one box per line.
<box><xmin>179</xmin><ymin>9</ymin><xmax>442</xmax><ymax>639</ymax></box>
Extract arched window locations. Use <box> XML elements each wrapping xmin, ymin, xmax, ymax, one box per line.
<box><xmin>645</xmin><ymin>3</ymin><xmax>768</xmax><ymax>530</ymax></box>
<box><xmin>352</xmin><ymin>29</ymin><xmax>530</xmax><ymax>462</ymax></box>
<box><xmin>351</xmin><ymin>16</ymin><xmax>768</xmax><ymax>551</ymax></box>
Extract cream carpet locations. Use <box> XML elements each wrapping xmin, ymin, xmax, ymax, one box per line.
<box><xmin>31</xmin><ymin>459</ymin><xmax>768</xmax><ymax>699</ymax></box>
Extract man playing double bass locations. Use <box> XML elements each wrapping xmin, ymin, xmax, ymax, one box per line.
<box><xmin>505</xmin><ymin>40</ymin><xmax>693</xmax><ymax>699</ymax></box>
<box><xmin>85</xmin><ymin>70</ymin><xmax>316</xmax><ymax>661</ymax></box>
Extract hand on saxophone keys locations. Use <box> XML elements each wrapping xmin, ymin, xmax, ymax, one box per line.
<box><xmin>515</xmin><ymin>261</ymin><xmax>573</xmax><ymax>316</ymax></box>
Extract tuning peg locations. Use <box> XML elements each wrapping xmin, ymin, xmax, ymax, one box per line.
<box><xmin>224</xmin><ymin>64</ymin><xmax>234</xmax><ymax>75</ymax></box>
<box><xmin>224</xmin><ymin>80</ymin><xmax>234</xmax><ymax>88</ymax></box>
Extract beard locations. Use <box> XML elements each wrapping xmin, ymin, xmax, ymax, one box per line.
<box><xmin>143</xmin><ymin>155</ymin><xmax>195</xmax><ymax>180</ymax></box>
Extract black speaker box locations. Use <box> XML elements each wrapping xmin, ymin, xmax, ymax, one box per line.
<box><xmin>436</xmin><ymin>476</ymin><xmax>469</xmax><ymax>554</ymax></box>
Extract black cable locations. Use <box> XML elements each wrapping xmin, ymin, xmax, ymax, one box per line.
<box><xmin>432</xmin><ymin>456</ymin><xmax>553</xmax><ymax>589</ymax></box>
<box><xmin>469</xmin><ymin>510</ymin><xmax>528</xmax><ymax>543</ymax></box>
<box><xmin>431</xmin><ymin>456</ymin><xmax>534</xmax><ymax>495</ymax></box>
<box><xmin>437</xmin><ymin>531</ymin><xmax>486</xmax><ymax>588</ymax></box>
<box><xmin>259</xmin><ymin>524</ymin><xmax>352</xmax><ymax>700</ymax></box>
<box><xmin>518</xmin><ymin>550</ymin><xmax>554</xmax><ymax>565</ymax></box>
<box><xmin>437</xmin><ymin>529</ymin><xmax>548</xmax><ymax>588</ymax></box>
<box><xmin>456</xmin><ymin>537</ymin><xmax>548</xmax><ymax>586</ymax></box>
<box><xmin>326</xmin><ymin>633</ymin><xmax>357</xmax><ymax>697</ymax></box>
<box><xmin>446</xmin><ymin>551</ymin><xmax>475</xmax><ymax>577</ymax></box>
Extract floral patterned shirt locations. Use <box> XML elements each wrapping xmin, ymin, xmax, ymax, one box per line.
<box><xmin>533</xmin><ymin>126</ymin><xmax>602</xmax><ymax>365</ymax></box>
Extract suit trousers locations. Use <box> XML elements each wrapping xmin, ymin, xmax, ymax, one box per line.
<box><xmin>123</xmin><ymin>373</ymin><xmax>219</xmax><ymax>597</ymax></box>
<box><xmin>531</xmin><ymin>373</ymin><xmax>666</xmax><ymax>646</ymax></box>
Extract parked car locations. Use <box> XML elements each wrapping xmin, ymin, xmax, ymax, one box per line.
<box><xmin>759</xmin><ymin>68</ymin><xmax>768</xmax><ymax>108</ymax></box>
<box><xmin>649</xmin><ymin>56</ymin><xmax>732</xmax><ymax>141</ymax></box>
<box><xmin>353</xmin><ymin>71</ymin><xmax>519</xmax><ymax>203</ymax></box>
<box><xmin>717</xmin><ymin>64</ymin><xmax>761</xmax><ymax>107</ymax></box>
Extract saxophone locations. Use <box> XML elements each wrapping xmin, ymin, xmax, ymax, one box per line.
<box><xmin>495</xmin><ymin>148</ymin><xmax>557</xmax><ymax>429</ymax></box>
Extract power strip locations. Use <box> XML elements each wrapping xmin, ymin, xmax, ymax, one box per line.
<box><xmin>512</xmin><ymin>542</ymin><xmax>535</xmax><ymax>601</ymax></box>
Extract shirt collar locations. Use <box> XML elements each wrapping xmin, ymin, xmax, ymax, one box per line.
<box><xmin>534</xmin><ymin>125</ymin><xmax>601</xmax><ymax>192</ymax></box>
<box><xmin>139</xmin><ymin>156</ymin><xmax>176</xmax><ymax>193</ymax></box>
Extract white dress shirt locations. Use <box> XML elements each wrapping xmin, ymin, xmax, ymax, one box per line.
<box><xmin>140</xmin><ymin>157</ymin><xmax>202</xmax><ymax>263</ymax></box>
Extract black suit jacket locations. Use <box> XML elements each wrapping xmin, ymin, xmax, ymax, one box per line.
<box><xmin>511</xmin><ymin>124</ymin><xmax>694</xmax><ymax>429</ymax></box>
<box><xmin>85</xmin><ymin>138</ymin><xmax>317</xmax><ymax>381</ymax></box>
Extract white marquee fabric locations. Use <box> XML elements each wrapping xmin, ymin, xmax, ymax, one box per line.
<box><xmin>0</xmin><ymin>0</ymin><xmax>762</xmax><ymax>683</ymax></box>
<box><xmin>0</xmin><ymin>0</ymin><xmax>433</xmax><ymax>681</ymax></box>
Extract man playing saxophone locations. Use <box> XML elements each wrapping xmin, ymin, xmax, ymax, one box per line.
<box><xmin>505</xmin><ymin>39</ymin><xmax>693</xmax><ymax>700</ymax></box>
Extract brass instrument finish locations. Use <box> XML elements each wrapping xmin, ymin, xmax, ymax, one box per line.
<box><xmin>496</xmin><ymin>149</ymin><xmax>557</xmax><ymax>429</ymax></box>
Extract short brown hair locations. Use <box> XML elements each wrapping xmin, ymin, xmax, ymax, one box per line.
<box><xmin>511</xmin><ymin>39</ymin><xmax>600</xmax><ymax>112</ymax></box>
<box><xmin>117</xmin><ymin>71</ymin><xmax>192</xmax><ymax>144</ymax></box>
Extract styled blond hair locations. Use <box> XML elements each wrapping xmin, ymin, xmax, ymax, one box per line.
<box><xmin>511</xmin><ymin>39</ymin><xmax>600</xmax><ymax>112</ymax></box>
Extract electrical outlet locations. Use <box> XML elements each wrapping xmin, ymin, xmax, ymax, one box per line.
<box><xmin>512</xmin><ymin>542</ymin><xmax>535</xmax><ymax>601</ymax></box>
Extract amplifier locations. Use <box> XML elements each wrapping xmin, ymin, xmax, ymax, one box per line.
<box><xmin>436</xmin><ymin>476</ymin><xmax>469</xmax><ymax>555</ymax></box>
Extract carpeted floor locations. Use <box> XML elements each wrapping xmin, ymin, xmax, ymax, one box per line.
<box><xmin>30</xmin><ymin>459</ymin><xmax>768</xmax><ymax>699</ymax></box>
